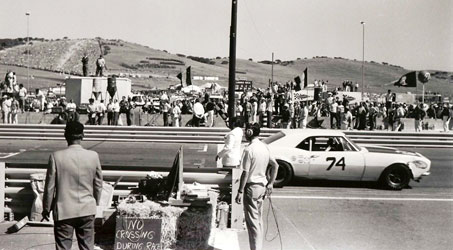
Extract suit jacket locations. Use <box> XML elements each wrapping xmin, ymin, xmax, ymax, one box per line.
<box><xmin>43</xmin><ymin>144</ymin><xmax>103</xmax><ymax>221</ymax></box>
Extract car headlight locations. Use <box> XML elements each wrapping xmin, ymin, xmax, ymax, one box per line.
<box><xmin>408</xmin><ymin>160</ymin><xmax>428</xmax><ymax>170</ymax></box>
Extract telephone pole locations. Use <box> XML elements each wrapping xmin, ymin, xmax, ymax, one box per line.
<box><xmin>227</xmin><ymin>0</ymin><xmax>238</xmax><ymax>129</ymax></box>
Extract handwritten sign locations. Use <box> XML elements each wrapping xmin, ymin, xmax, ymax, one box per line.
<box><xmin>114</xmin><ymin>217</ymin><xmax>162</xmax><ymax>250</ymax></box>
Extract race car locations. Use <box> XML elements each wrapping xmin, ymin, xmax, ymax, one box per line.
<box><xmin>264</xmin><ymin>129</ymin><xmax>431</xmax><ymax>190</ymax></box>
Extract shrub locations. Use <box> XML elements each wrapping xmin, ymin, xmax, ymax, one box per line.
<box><xmin>221</xmin><ymin>61</ymin><xmax>228</xmax><ymax>65</ymax></box>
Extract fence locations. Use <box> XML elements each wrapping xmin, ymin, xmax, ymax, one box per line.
<box><xmin>0</xmin><ymin>161</ymin><xmax>244</xmax><ymax>228</ymax></box>
<box><xmin>0</xmin><ymin>124</ymin><xmax>452</xmax><ymax>148</ymax></box>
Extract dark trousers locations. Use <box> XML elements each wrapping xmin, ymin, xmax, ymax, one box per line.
<box><xmin>54</xmin><ymin>215</ymin><xmax>95</xmax><ymax>250</ymax></box>
<box><xmin>97</xmin><ymin>114</ymin><xmax>104</xmax><ymax>125</ymax></box>
<box><xmin>163</xmin><ymin>112</ymin><xmax>169</xmax><ymax>126</ymax></box>
<box><xmin>82</xmin><ymin>65</ymin><xmax>88</xmax><ymax>77</ymax></box>
<box><xmin>266</xmin><ymin>111</ymin><xmax>272</xmax><ymax>128</ymax></box>
<box><xmin>19</xmin><ymin>97</ymin><xmax>26</xmax><ymax>112</ymax></box>
<box><xmin>126</xmin><ymin>111</ymin><xmax>132</xmax><ymax>126</ymax></box>
<box><xmin>330</xmin><ymin>112</ymin><xmax>337</xmax><ymax>128</ymax></box>
<box><xmin>192</xmin><ymin>115</ymin><xmax>201</xmax><ymax>127</ymax></box>
<box><xmin>107</xmin><ymin>112</ymin><xmax>113</xmax><ymax>125</ymax></box>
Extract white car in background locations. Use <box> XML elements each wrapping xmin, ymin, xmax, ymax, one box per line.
<box><xmin>264</xmin><ymin>129</ymin><xmax>431</xmax><ymax>190</ymax></box>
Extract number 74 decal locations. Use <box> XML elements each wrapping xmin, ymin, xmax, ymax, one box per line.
<box><xmin>326</xmin><ymin>157</ymin><xmax>346</xmax><ymax>171</ymax></box>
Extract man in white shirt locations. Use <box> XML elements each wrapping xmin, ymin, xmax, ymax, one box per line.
<box><xmin>112</xmin><ymin>99</ymin><xmax>120</xmax><ymax>125</ymax></box>
<box><xmin>18</xmin><ymin>84</ymin><xmax>27</xmax><ymax>113</ymax></box>
<box><xmin>96</xmin><ymin>100</ymin><xmax>107</xmax><ymax>125</ymax></box>
<box><xmin>192</xmin><ymin>99</ymin><xmax>204</xmax><ymax>127</ymax></box>
<box><xmin>235</xmin><ymin>123</ymin><xmax>278</xmax><ymax>250</ymax></box>
<box><xmin>216</xmin><ymin>117</ymin><xmax>244</xmax><ymax>168</ymax></box>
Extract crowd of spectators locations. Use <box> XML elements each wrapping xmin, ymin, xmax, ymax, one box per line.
<box><xmin>1</xmin><ymin>69</ymin><xmax>452</xmax><ymax>132</ymax></box>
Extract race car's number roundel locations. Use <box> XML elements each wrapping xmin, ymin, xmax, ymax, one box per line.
<box><xmin>326</xmin><ymin>157</ymin><xmax>346</xmax><ymax>171</ymax></box>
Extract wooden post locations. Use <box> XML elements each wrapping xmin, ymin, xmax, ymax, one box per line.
<box><xmin>230</xmin><ymin>168</ymin><xmax>243</xmax><ymax>229</ymax></box>
<box><xmin>177</xmin><ymin>146</ymin><xmax>184</xmax><ymax>200</ymax></box>
<box><xmin>0</xmin><ymin>162</ymin><xmax>5</xmax><ymax>222</ymax></box>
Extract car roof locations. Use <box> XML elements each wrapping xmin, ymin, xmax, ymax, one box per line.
<box><xmin>268</xmin><ymin>129</ymin><xmax>346</xmax><ymax>147</ymax></box>
<box><xmin>280</xmin><ymin>129</ymin><xmax>346</xmax><ymax>137</ymax></box>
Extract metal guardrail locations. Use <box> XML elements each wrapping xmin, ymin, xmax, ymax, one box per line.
<box><xmin>0</xmin><ymin>124</ymin><xmax>452</xmax><ymax>148</ymax></box>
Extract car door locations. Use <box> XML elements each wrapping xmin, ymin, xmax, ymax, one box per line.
<box><xmin>308</xmin><ymin>136</ymin><xmax>365</xmax><ymax>180</ymax></box>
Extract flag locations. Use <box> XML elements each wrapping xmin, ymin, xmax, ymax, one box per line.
<box><xmin>294</xmin><ymin>76</ymin><xmax>302</xmax><ymax>91</ymax></box>
<box><xmin>303</xmin><ymin>68</ymin><xmax>308</xmax><ymax>88</ymax></box>
<box><xmin>186</xmin><ymin>66</ymin><xmax>192</xmax><ymax>86</ymax></box>
<box><xmin>176</xmin><ymin>72</ymin><xmax>183</xmax><ymax>86</ymax></box>
<box><xmin>394</xmin><ymin>71</ymin><xmax>417</xmax><ymax>87</ymax></box>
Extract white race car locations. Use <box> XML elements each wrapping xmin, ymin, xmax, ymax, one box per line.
<box><xmin>264</xmin><ymin>129</ymin><xmax>431</xmax><ymax>190</ymax></box>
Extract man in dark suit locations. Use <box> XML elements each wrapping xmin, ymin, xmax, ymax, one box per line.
<box><xmin>43</xmin><ymin>121</ymin><xmax>103</xmax><ymax>250</ymax></box>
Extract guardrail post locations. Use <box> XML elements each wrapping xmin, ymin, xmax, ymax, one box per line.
<box><xmin>0</xmin><ymin>162</ymin><xmax>5</xmax><ymax>222</ymax></box>
<box><xmin>230</xmin><ymin>168</ymin><xmax>244</xmax><ymax>229</ymax></box>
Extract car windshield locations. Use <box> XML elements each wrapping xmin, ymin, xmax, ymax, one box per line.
<box><xmin>263</xmin><ymin>131</ymin><xmax>285</xmax><ymax>144</ymax></box>
<box><xmin>344</xmin><ymin>136</ymin><xmax>361</xmax><ymax>151</ymax></box>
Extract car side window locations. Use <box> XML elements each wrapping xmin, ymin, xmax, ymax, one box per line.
<box><xmin>296</xmin><ymin>138</ymin><xmax>310</xmax><ymax>151</ymax></box>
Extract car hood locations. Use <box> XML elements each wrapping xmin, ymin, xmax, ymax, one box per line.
<box><xmin>362</xmin><ymin>145</ymin><xmax>420</xmax><ymax>156</ymax></box>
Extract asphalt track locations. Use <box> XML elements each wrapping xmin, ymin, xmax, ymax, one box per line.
<box><xmin>1</xmin><ymin>140</ymin><xmax>452</xmax><ymax>249</ymax></box>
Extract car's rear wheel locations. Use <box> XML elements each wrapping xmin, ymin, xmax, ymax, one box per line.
<box><xmin>379</xmin><ymin>165</ymin><xmax>411</xmax><ymax>190</ymax></box>
<box><xmin>267</xmin><ymin>160</ymin><xmax>293</xmax><ymax>188</ymax></box>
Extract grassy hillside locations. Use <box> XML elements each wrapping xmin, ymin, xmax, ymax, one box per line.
<box><xmin>0</xmin><ymin>38</ymin><xmax>451</xmax><ymax>97</ymax></box>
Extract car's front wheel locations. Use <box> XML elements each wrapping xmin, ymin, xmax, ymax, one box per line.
<box><xmin>379</xmin><ymin>165</ymin><xmax>411</xmax><ymax>190</ymax></box>
<box><xmin>267</xmin><ymin>160</ymin><xmax>293</xmax><ymax>188</ymax></box>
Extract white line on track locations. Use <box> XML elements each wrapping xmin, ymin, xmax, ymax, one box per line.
<box><xmin>273</xmin><ymin>201</ymin><xmax>317</xmax><ymax>250</ymax></box>
<box><xmin>271</xmin><ymin>195</ymin><xmax>453</xmax><ymax>202</ymax></box>
<box><xmin>0</xmin><ymin>152</ymin><xmax>21</xmax><ymax>159</ymax></box>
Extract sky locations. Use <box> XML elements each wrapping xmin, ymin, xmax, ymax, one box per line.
<box><xmin>1</xmin><ymin>0</ymin><xmax>452</xmax><ymax>71</ymax></box>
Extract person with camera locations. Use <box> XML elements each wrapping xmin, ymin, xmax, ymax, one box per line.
<box><xmin>235</xmin><ymin>122</ymin><xmax>278</xmax><ymax>250</ymax></box>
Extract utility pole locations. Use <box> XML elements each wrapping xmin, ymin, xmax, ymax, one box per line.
<box><xmin>271</xmin><ymin>52</ymin><xmax>274</xmax><ymax>84</ymax></box>
<box><xmin>361</xmin><ymin>21</ymin><xmax>365</xmax><ymax>100</ymax></box>
<box><xmin>26</xmin><ymin>12</ymin><xmax>30</xmax><ymax>91</ymax></box>
<box><xmin>227</xmin><ymin>0</ymin><xmax>238</xmax><ymax>129</ymax></box>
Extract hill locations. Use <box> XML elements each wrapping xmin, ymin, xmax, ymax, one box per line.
<box><xmin>0</xmin><ymin>38</ymin><xmax>451</xmax><ymax>97</ymax></box>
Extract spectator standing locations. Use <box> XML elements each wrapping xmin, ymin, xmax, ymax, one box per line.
<box><xmin>251</xmin><ymin>98</ymin><xmax>258</xmax><ymax>123</ymax></box>
<box><xmin>95</xmin><ymin>55</ymin><xmax>107</xmax><ymax>77</ymax></box>
<box><xmin>235</xmin><ymin>100</ymin><xmax>243</xmax><ymax>120</ymax></box>
<box><xmin>161</xmin><ymin>100</ymin><xmax>171</xmax><ymax>127</ymax></box>
<box><xmin>81</xmin><ymin>54</ymin><xmax>89</xmax><ymax>77</ymax></box>
<box><xmin>171</xmin><ymin>101</ymin><xmax>181</xmax><ymax>127</ymax></box>
<box><xmin>281</xmin><ymin>103</ymin><xmax>291</xmax><ymax>129</ymax></box>
<box><xmin>87</xmin><ymin>98</ymin><xmax>97</xmax><ymax>125</ymax></box>
<box><xmin>205</xmin><ymin>100</ymin><xmax>215</xmax><ymax>127</ymax></box>
<box><xmin>354</xmin><ymin>82</ymin><xmax>359</xmax><ymax>92</ymax></box>
<box><xmin>216</xmin><ymin>117</ymin><xmax>244</xmax><ymax>168</ymax></box>
<box><xmin>112</xmin><ymin>99</ymin><xmax>120</xmax><ymax>125</ymax></box>
<box><xmin>266</xmin><ymin>98</ymin><xmax>273</xmax><ymax>128</ymax></box>
<box><xmin>414</xmin><ymin>103</ymin><xmax>426</xmax><ymax>132</ymax></box>
<box><xmin>119</xmin><ymin>96</ymin><xmax>133</xmax><ymax>126</ymax></box>
<box><xmin>394</xmin><ymin>104</ymin><xmax>406</xmax><ymax>131</ymax></box>
<box><xmin>192</xmin><ymin>99</ymin><xmax>205</xmax><ymax>127</ymax></box>
<box><xmin>293</xmin><ymin>101</ymin><xmax>301</xmax><ymax>129</ymax></box>
<box><xmin>368</xmin><ymin>103</ymin><xmax>378</xmax><ymax>130</ymax></box>
<box><xmin>96</xmin><ymin>100</ymin><xmax>106</xmax><ymax>125</ymax></box>
<box><xmin>441</xmin><ymin>104</ymin><xmax>450</xmax><ymax>132</ymax></box>
<box><xmin>10</xmin><ymin>97</ymin><xmax>19</xmax><ymax>124</ymax></box>
<box><xmin>258</xmin><ymin>99</ymin><xmax>266</xmax><ymax>127</ymax></box>
<box><xmin>300</xmin><ymin>102</ymin><xmax>309</xmax><ymax>129</ymax></box>
<box><xmin>42</xmin><ymin>121</ymin><xmax>103</xmax><ymax>250</ymax></box>
<box><xmin>235</xmin><ymin>123</ymin><xmax>278</xmax><ymax>250</ymax></box>
<box><xmin>36</xmin><ymin>89</ymin><xmax>46</xmax><ymax>111</ymax></box>
<box><xmin>330</xmin><ymin>99</ymin><xmax>339</xmax><ymax>129</ymax></box>
<box><xmin>357</xmin><ymin>102</ymin><xmax>368</xmax><ymax>130</ymax></box>
<box><xmin>341</xmin><ymin>107</ymin><xmax>353</xmax><ymax>130</ymax></box>
<box><xmin>106</xmin><ymin>99</ymin><xmax>114</xmax><ymax>125</ymax></box>
<box><xmin>244</xmin><ymin>99</ymin><xmax>252</xmax><ymax>124</ymax></box>
<box><xmin>18</xmin><ymin>84</ymin><xmax>27</xmax><ymax>113</ymax></box>
<box><xmin>2</xmin><ymin>95</ymin><xmax>11</xmax><ymax>124</ymax></box>
<box><xmin>66</xmin><ymin>99</ymin><xmax>79</xmax><ymax>122</ymax></box>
